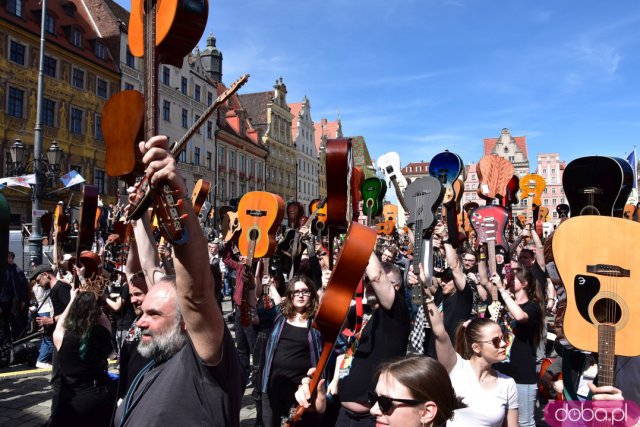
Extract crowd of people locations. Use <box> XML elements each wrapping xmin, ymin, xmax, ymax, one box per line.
<box><xmin>1</xmin><ymin>134</ymin><xmax>639</xmax><ymax>427</ymax></box>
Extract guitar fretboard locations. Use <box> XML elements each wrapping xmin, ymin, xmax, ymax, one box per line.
<box><xmin>597</xmin><ymin>323</ymin><xmax>615</xmax><ymax>387</ymax></box>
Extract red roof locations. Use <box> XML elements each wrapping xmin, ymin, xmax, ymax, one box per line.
<box><xmin>401</xmin><ymin>161</ymin><xmax>430</xmax><ymax>174</ymax></box>
<box><xmin>483</xmin><ymin>135</ymin><xmax>528</xmax><ymax>158</ymax></box>
<box><xmin>289</xmin><ymin>102</ymin><xmax>302</xmax><ymax>138</ymax></box>
<box><xmin>313</xmin><ymin>118</ymin><xmax>341</xmax><ymax>152</ymax></box>
<box><xmin>217</xmin><ymin>82</ymin><xmax>264</xmax><ymax>149</ymax></box>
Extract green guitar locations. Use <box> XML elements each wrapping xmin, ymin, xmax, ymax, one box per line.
<box><xmin>361</xmin><ymin>177</ymin><xmax>387</xmax><ymax>226</ymax></box>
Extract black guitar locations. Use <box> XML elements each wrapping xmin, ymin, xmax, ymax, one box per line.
<box><xmin>563</xmin><ymin>156</ymin><xmax>633</xmax><ymax>218</ymax></box>
<box><xmin>404</xmin><ymin>176</ymin><xmax>444</xmax><ymax>305</ymax></box>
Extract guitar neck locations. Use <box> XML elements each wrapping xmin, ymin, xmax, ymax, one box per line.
<box><xmin>597</xmin><ymin>324</ymin><xmax>616</xmax><ymax>387</ymax></box>
<box><xmin>487</xmin><ymin>239</ymin><xmax>498</xmax><ymax>300</ymax></box>
<box><xmin>143</xmin><ymin>0</ymin><xmax>158</xmax><ymax>140</ymax></box>
<box><xmin>390</xmin><ymin>177</ymin><xmax>409</xmax><ymax>211</ymax></box>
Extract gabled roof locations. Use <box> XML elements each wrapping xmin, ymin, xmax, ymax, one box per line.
<box><xmin>313</xmin><ymin>118</ymin><xmax>341</xmax><ymax>152</ymax></box>
<box><xmin>217</xmin><ymin>82</ymin><xmax>264</xmax><ymax>150</ymax></box>
<box><xmin>288</xmin><ymin>102</ymin><xmax>302</xmax><ymax>137</ymax></box>
<box><xmin>401</xmin><ymin>161</ymin><xmax>430</xmax><ymax>174</ymax></box>
<box><xmin>238</xmin><ymin>91</ymin><xmax>273</xmax><ymax>131</ymax></box>
<box><xmin>483</xmin><ymin>135</ymin><xmax>528</xmax><ymax>158</ymax></box>
<box><xmin>103</xmin><ymin>0</ymin><xmax>129</xmax><ymax>28</ymax></box>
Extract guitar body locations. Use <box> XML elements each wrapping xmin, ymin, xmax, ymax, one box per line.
<box><xmin>538</xmin><ymin>358</ymin><xmax>564</xmax><ymax>400</ymax></box>
<box><xmin>309</xmin><ymin>198</ymin><xmax>328</xmax><ymax>237</ymax></box>
<box><xmin>102</xmin><ymin>90</ymin><xmax>145</xmax><ymax>180</ymax></box>
<box><xmin>428</xmin><ymin>150</ymin><xmax>463</xmax><ymax>204</ymax></box>
<box><xmin>404</xmin><ymin>177</ymin><xmax>444</xmax><ymax>239</ymax></box>
<box><xmin>476</xmin><ymin>155</ymin><xmax>515</xmax><ymax>202</ymax></box>
<box><xmin>220</xmin><ymin>206</ymin><xmax>241</xmax><ymax>242</ymax></box>
<box><xmin>556</xmin><ymin>203</ymin><xmax>570</xmax><ymax>222</ymax></box>
<box><xmin>519</xmin><ymin>174</ymin><xmax>546</xmax><ymax>207</ymax></box>
<box><xmin>129</xmin><ymin>0</ymin><xmax>209</xmax><ymax>68</ymax></box>
<box><xmin>361</xmin><ymin>177</ymin><xmax>386</xmax><ymax>220</ymax></box>
<box><xmin>470</xmin><ymin>205</ymin><xmax>510</xmax><ymax>277</ymax></box>
<box><xmin>623</xmin><ymin>204</ymin><xmax>636</xmax><ymax>220</ymax></box>
<box><xmin>552</xmin><ymin>216</ymin><xmax>640</xmax><ymax>355</ymax></box>
<box><xmin>325</xmin><ymin>138</ymin><xmax>353</xmax><ymax>230</ymax></box>
<box><xmin>375</xmin><ymin>220</ymin><xmax>395</xmax><ymax>235</ymax></box>
<box><xmin>237</xmin><ymin>192</ymin><xmax>285</xmax><ymax>259</ymax></box>
<box><xmin>382</xmin><ymin>204</ymin><xmax>399</xmax><ymax>225</ymax></box>
<box><xmin>351</xmin><ymin>167</ymin><xmax>365</xmax><ymax>221</ymax></box>
<box><xmin>563</xmin><ymin>156</ymin><xmax>633</xmax><ymax>217</ymax></box>
<box><xmin>191</xmin><ymin>179</ymin><xmax>211</xmax><ymax>216</ymax></box>
<box><xmin>286</xmin><ymin>201</ymin><xmax>303</xmax><ymax>229</ymax></box>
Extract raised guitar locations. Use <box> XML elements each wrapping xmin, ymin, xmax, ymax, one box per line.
<box><xmin>361</xmin><ymin>176</ymin><xmax>387</xmax><ymax>226</ymax></box>
<box><xmin>309</xmin><ymin>198</ymin><xmax>328</xmax><ymax>239</ymax></box>
<box><xmin>476</xmin><ymin>155</ymin><xmax>515</xmax><ymax>203</ymax></box>
<box><xmin>519</xmin><ymin>173</ymin><xmax>546</xmax><ymax>238</ymax></box>
<box><xmin>563</xmin><ymin>156</ymin><xmax>633</xmax><ymax>218</ymax></box>
<box><xmin>377</xmin><ymin>152</ymin><xmax>409</xmax><ymax>211</ymax></box>
<box><xmin>470</xmin><ymin>205</ymin><xmax>509</xmax><ymax>281</ymax></box>
<box><xmin>220</xmin><ymin>206</ymin><xmax>241</xmax><ymax>242</ymax></box>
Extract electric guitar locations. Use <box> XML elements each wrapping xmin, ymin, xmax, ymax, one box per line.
<box><xmin>470</xmin><ymin>205</ymin><xmax>509</xmax><ymax>282</ymax></box>
<box><xmin>563</xmin><ymin>156</ymin><xmax>633</xmax><ymax>218</ymax></box>
<box><xmin>377</xmin><ymin>152</ymin><xmax>409</xmax><ymax>211</ymax></box>
<box><xmin>519</xmin><ymin>174</ymin><xmax>546</xmax><ymax>238</ymax></box>
<box><xmin>361</xmin><ymin>176</ymin><xmax>387</xmax><ymax>226</ymax></box>
<box><xmin>404</xmin><ymin>176</ymin><xmax>445</xmax><ymax>305</ymax></box>
<box><xmin>428</xmin><ymin>150</ymin><xmax>463</xmax><ymax>205</ymax></box>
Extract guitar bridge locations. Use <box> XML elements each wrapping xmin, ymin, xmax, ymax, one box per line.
<box><xmin>586</xmin><ymin>264</ymin><xmax>630</xmax><ymax>277</ymax></box>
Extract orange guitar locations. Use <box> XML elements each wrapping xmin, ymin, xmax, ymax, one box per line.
<box><xmin>237</xmin><ymin>191</ymin><xmax>285</xmax><ymax>327</ymax></box>
<box><xmin>376</xmin><ymin>220</ymin><xmax>395</xmax><ymax>235</ymax></box>
<box><xmin>519</xmin><ymin>173</ymin><xmax>546</xmax><ymax>237</ymax></box>
<box><xmin>382</xmin><ymin>204</ymin><xmax>398</xmax><ymax>225</ymax></box>
<box><xmin>476</xmin><ymin>155</ymin><xmax>515</xmax><ymax>202</ymax></box>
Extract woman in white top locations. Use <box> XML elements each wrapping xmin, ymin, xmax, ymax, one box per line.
<box><xmin>411</xmin><ymin>265</ymin><xmax>518</xmax><ymax>427</ymax></box>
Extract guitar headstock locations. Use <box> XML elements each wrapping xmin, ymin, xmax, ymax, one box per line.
<box><xmin>126</xmin><ymin>177</ymin><xmax>153</xmax><ymax>221</ymax></box>
<box><xmin>153</xmin><ymin>183</ymin><xmax>189</xmax><ymax>245</ymax></box>
<box><xmin>376</xmin><ymin>152</ymin><xmax>407</xmax><ymax>188</ymax></box>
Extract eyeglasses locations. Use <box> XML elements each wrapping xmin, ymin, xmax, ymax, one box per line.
<box><xmin>291</xmin><ymin>290</ymin><xmax>311</xmax><ymax>297</ymax></box>
<box><xmin>367</xmin><ymin>391</ymin><xmax>424</xmax><ymax>415</ymax></box>
<box><xmin>478</xmin><ymin>335</ymin><xmax>505</xmax><ymax>348</ymax></box>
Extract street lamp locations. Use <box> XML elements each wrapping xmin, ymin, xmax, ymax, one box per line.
<box><xmin>10</xmin><ymin>139</ymin><xmax>27</xmax><ymax>174</ymax></box>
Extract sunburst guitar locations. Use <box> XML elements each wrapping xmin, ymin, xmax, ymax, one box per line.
<box><xmin>552</xmin><ymin>216</ymin><xmax>640</xmax><ymax>356</ymax></box>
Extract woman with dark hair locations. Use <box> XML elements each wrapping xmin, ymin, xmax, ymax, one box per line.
<box><xmin>369</xmin><ymin>356</ymin><xmax>465</xmax><ymax>427</ymax></box>
<box><xmin>489</xmin><ymin>267</ymin><xmax>543</xmax><ymax>427</ymax></box>
<box><xmin>51</xmin><ymin>270</ymin><xmax>115</xmax><ymax>427</ymax></box>
<box><xmin>412</xmin><ymin>263</ymin><xmax>518</xmax><ymax>427</ymax></box>
<box><xmin>260</xmin><ymin>275</ymin><xmax>323</xmax><ymax>427</ymax></box>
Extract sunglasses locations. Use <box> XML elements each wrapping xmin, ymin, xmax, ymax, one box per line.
<box><xmin>291</xmin><ymin>290</ymin><xmax>311</xmax><ymax>297</ymax></box>
<box><xmin>478</xmin><ymin>335</ymin><xmax>505</xmax><ymax>348</ymax></box>
<box><xmin>367</xmin><ymin>390</ymin><xmax>424</xmax><ymax>415</ymax></box>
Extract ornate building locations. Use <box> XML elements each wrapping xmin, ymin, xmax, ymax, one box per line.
<box><xmin>290</xmin><ymin>96</ymin><xmax>319</xmax><ymax>210</ymax></box>
<box><xmin>239</xmin><ymin>78</ymin><xmax>296</xmax><ymax>201</ymax></box>
<box><xmin>536</xmin><ymin>153</ymin><xmax>566</xmax><ymax>229</ymax></box>
<box><xmin>313</xmin><ymin>117</ymin><xmax>342</xmax><ymax>198</ymax></box>
<box><xmin>0</xmin><ymin>0</ymin><xmax>120</xmax><ymax>226</ymax></box>
<box><xmin>461</xmin><ymin>163</ymin><xmax>484</xmax><ymax>207</ymax></box>
<box><xmin>401</xmin><ymin>161</ymin><xmax>430</xmax><ymax>184</ymax></box>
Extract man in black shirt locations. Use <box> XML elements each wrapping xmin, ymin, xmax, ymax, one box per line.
<box><xmin>113</xmin><ymin>135</ymin><xmax>244</xmax><ymax>427</ymax></box>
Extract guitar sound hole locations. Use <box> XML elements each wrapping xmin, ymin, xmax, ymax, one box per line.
<box><xmin>249</xmin><ymin>229</ymin><xmax>259</xmax><ymax>241</ymax></box>
<box><xmin>592</xmin><ymin>298</ymin><xmax>622</xmax><ymax>325</ymax></box>
<box><xmin>580</xmin><ymin>206</ymin><xmax>600</xmax><ymax>215</ymax></box>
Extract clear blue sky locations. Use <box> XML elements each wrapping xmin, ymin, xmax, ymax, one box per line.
<box><xmin>115</xmin><ymin>0</ymin><xmax>640</xmax><ymax>170</ymax></box>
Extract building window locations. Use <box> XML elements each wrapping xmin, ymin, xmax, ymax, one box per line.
<box><xmin>181</xmin><ymin>108</ymin><xmax>187</xmax><ymax>128</ymax></box>
<box><xmin>126</xmin><ymin>46</ymin><xmax>135</xmax><ymax>68</ymax></box>
<box><xmin>125</xmin><ymin>82</ymin><xmax>134</xmax><ymax>91</ymax></box>
<box><xmin>93</xmin><ymin>43</ymin><xmax>105</xmax><ymax>61</ymax></box>
<box><xmin>230</xmin><ymin>151</ymin><xmax>236</xmax><ymax>170</ymax></box>
<box><xmin>7</xmin><ymin>87</ymin><xmax>24</xmax><ymax>118</ymax></box>
<box><xmin>207</xmin><ymin>92</ymin><xmax>213</xmax><ymax>106</ymax></box>
<box><xmin>43</xmin><ymin>55</ymin><xmax>57</xmax><ymax>77</ymax></box>
<box><xmin>94</xmin><ymin>169</ymin><xmax>105</xmax><ymax>194</ymax></box>
<box><xmin>42</xmin><ymin>98</ymin><xmax>55</xmax><ymax>127</ymax></box>
<box><xmin>195</xmin><ymin>115</ymin><xmax>201</xmax><ymax>134</ymax></box>
<box><xmin>96</xmin><ymin>78</ymin><xmax>108</xmax><ymax>98</ymax></box>
<box><xmin>72</xmin><ymin>68</ymin><xmax>84</xmax><ymax>89</ymax></box>
<box><xmin>220</xmin><ymin>178</ymin><xmax>225</xmax><ymax>200</ymax></box>
<box><xmin>552</xmin><ymin>187</ymin><xmax>556</xmax><ymax>194</ymax></box>
<box><xmin>177</xmin><ymin>151</ymin><xmax>186</xmax><ymax>163</ymax></box>
<box><xmin>239</xmin><ymin>154</ymin><xmax>245</xmax><ymax>173</ymax></box>
<box><xmin>70</xmin><ymin>29</ymin><xmax>82</xmax><ymax>48</ymax></box>
<box><xmin>9</xmin><ymin>40</ymin><xmax>25</xmax><ymax>65</ymax></box>
<box><xmin>194</xmin><ymin>147</ymin><xmax>200</xmax><ymax>166</ymax></box>
<box><xmin>206</xmin><ymin>151</ymin><xmax>212</xmax><ymax>169</ymax></box>
<box><xmin>231</xmin><ymin>181</ymin><xmax>236</xmax><ymax>198</ymax></box>
<box><xmin>70</xmin><ymin>107</ymin><xmax>83</xmax><ymax>134</ymax></box>
<box><xmin>218</xmin><ymin>146</ymin><xmax>225</xmax><ymax>165</ymax></box>
<box><xmin>195</xmin><ymin>85</ymin><xmax>201</xmax><ymax>102</ymax></box>
<box><xmin>207</xmin><ymin>121</ymin><xmax>212</xmax><ymax>139</ymax></box>
<box><xmin>181</xmin><ymin>77</ymin><xmax>187</xmax><ymax>95</ymax></box>
<box><xmin>8</xmin><ymin>0</ymin><xmax>22</xmax><ymax>17</ymax></box>
<box><xmin>248</xmin><ymin>158</ymin><xmax>254</xmax><ymax>176</ymax></box>
<box><xmin>95</xmin><ymin>114</ymin><xmax>103</xmax><ymax>140</ymax></box>
<box><xmin>162</xmin><ymin>66</ymin><xmax>170</xmax><ymax>85</ymax></box>
<box><xmin>240</xmin><ymin>182</ymin><xmax>246</xmax><ymax>195</ymax></box>
<box><xmin>162</xmin><ymin>100</ymin><xmax>170</xmax><ymax>121</ymax></box>
<box><xmin>45</xmin><ymin>14</ymin><xmax>55</xmax><ymax>34</ymax></box>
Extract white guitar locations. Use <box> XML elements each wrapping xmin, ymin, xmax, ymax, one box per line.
<box><xmin>377</xmin><ymin>152</ymin><xmax>409</xmax><ymax>211</ymax></box>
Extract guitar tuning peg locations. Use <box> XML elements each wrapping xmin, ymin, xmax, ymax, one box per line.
<box><xmin>176</xmin><ymin>199</ymin><xmax>184</xmax><ymax>208</ymax></box>
<box><xmin>179</xmin><ymin>214</ymin><xmax>188</xmax><ymax>221</ymax></box>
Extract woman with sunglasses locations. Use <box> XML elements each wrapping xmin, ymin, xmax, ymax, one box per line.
<box><xmin>260</xmin><ymin>275</ymin><xmax>323</xmax><ymax>427</ymax></box>
<box><xmin>412</xmin><ymin>264</ymin><xmax>518</xmax><ymax>427</ymax></box>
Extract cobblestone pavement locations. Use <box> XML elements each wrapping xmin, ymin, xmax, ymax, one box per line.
<box><xmin>0</xmin><ymin>298</ymin><xmax>258</xmax><ymax>427</ymax></box>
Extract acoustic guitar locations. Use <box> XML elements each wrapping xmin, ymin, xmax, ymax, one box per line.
<box><xmin>563</xmin><ymin>156</ymin><xmax>633</xmax><ymax>218</ymax></box>
<box><xmin>476</xmin><ymin>155</ymin><xmax>515</xmax><ymax>202</ymax></box>
<box><xmin>351</xmin><ymin>166</ymin><xmax>365</xmax><ymax>222</ymax></box>
<box><xmin>52</xmin><ymin>201</ymin><xmax>69</xmax><ymax>270</ymax></box>
<box><xmin>286</xmin><ymin>201</ymin><xmax>304</xmax><ymax>229</ymax></box>
<box><xmin>309</xmin><ymin>198</ymin><xmax>328</xmax><ymax>239</ymax></box>
<box><xmin>375</xmin><ymin>220</ymin><xmax>395</xmax><ymax>236</ymax></box>
<box><xmin>623</xmin><ymin>204</ymin><xmax>636</xmax><ymax>221</ymax></box>
<box><xmin>555</xmin><ymin>203</ymin><xmax>570</xmax><ymax>223</ymax></box>
<box><xmin>404</xmin><ymin>176</ymin><xmax>444</xmax><ymax>305</ymax></box>
<box><xmin>382</xmin><ymin>204</ymin><xmax>398</xmax><ymax>225</ymax></box>
<box><xmin>552</xmin><ymin>216</ymin><xmax>640</xmax><ymax>357</ymax></box>
<box><xmin>75</xmin><ymin>185</ymin><xmax>100</xmax><ymax>282</ymax></box>
<box><xmin>220</xmin><ymin>206</ymin><xmax>241</xmax><ymax>242</ymax></box>
<box><xmin>377</xmin><ymin>152</ymin><xmax>409</xmax><ymax>211</ymax></box>
<box><xmin>325</xmin><ymin>138</ymin><xmax>353</xmax><ymax>269</ymax></box>
<box><xmin>283</xmin><ymin>222</ymin><xmax>377</xmax><ymax>426</ymax></box>
<box><xmin>428</xmin><ymin>150</ymin><xmax>463</xmax><ymax>205</ymax></box>
<box><xmin>237</xmin><ymin>191</ymin><xmax>285</xmax><ymax>327</ymax></box>
<box><xmin>361</xmin><ymin>176</ymin><xmax>387</xmax><ymax>226</ymax></box>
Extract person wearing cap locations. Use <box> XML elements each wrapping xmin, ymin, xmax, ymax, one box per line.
<box><xmin>31</xmin><ymin>264</ymin><xmax>54</xmax><ymax>368</ymax></box>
